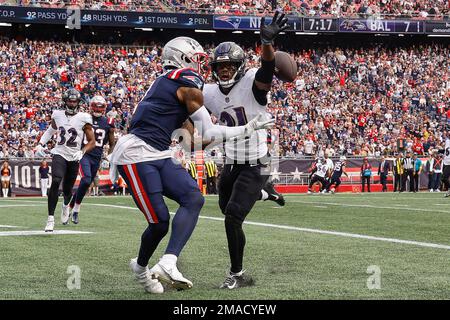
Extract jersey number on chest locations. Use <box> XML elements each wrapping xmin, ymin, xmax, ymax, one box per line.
<box><xmin>83</xmin><ymin>128</ymin><xmax>106</xmax><ymax>147</ymax></box>
<box><xmin>220</xmin><ymin>107</ymin><xmax>248</xmax><ymax>127</ymax></box>
<box><xmin>57</xmin><ymin>127</ymin><xmax>78</xmax><ymax>147</ymax></box>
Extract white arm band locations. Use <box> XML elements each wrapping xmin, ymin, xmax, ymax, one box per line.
<box><xmin>189</xmin><ymin>106</ymin><xmax>245</xmax><ymax>141</ymax></box>
<box><xmin>39</xmin><ymin>126</ymin><xmax>57</xmax><ymax>146</ymax></box>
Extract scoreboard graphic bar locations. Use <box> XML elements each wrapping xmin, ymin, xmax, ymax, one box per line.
<box><xmin>339</xmin><ymin>18</ymin><xmax>424</xmax><ymax>34</ymax></box>
<box><xmin>0</xmin><ymin>6</ymin><xmax>448</xmax><ymax>35</ymax></box>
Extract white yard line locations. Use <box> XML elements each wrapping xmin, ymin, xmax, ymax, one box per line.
<box><xmin>291</xmin><ymin>200</ymin><xmax>450</xmax><ymax>214</ymax></box>
<box><xmin>0</xmin><ymin>225</ymin><xmax>23</xmax><ymax>228</ymax></box>
<box><xmin>85</xmin><ymin>203</ymin><xmax>450</xmax><ymax>251</ymax></box>
<box><xmin>0</xmin><ymin>204</ymin><xmax>45</xmax><ymax>208</ymax></box>
<box><xmin>4</xmin><ymin>199</ymin><xmax>450</xmax><ymax>250</ymax></box>
<box><xmin>0</xmin><ymin>230</ymin><xmax>93</xmax><ymax>237</ymax></box>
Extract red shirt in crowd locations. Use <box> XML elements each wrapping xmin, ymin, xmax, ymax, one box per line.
<box><xmin>412</xmin><ymin>141</ymin><xmax>424</xmax><ymax>155</ymax></box>
<box><xmin>60</xmin><ymin>71</ymin><xmax>69</xmax><ymax>82</ymax></box>
<box><xmin>358</xmin><ymin>115</ymin><xmax>366</xmax><ymax>127</ymax></box>
<box><xmin>25</xmin><ymin>107</ymin><xmax>35</xmax><ymax>119</ymax></box>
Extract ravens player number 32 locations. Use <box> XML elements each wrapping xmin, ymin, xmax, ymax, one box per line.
<box><xmin>35</xmin><ymin>88</ymin><xmax>96</xmax><ymax>232</ymax></box>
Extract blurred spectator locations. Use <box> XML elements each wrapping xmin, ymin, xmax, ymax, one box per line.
<box><xmin>0</xmin><ymin>38</ymin><xmax>448</xmax><ymax>160</ymax></box>
<box><xmin>360</xmin><ymin>156</ymin><xmax>372</xmax><ymax>192</ymax></box>
<box><xmin>3</xmin><ymin>0</ymin><xmax>449</xmax><ymax>17</ymax></box>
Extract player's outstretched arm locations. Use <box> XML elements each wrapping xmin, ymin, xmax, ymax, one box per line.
<box><xmin>178</xmin><ymin>87</ymin><xmax>274</xmax><ymax>143</ymax></box>
<box><xmin>37</xmin><ymin>119</ymin><xmax>57</xmax><ymax>147</ymax></box>
<box><xmin>253</xmin><ymin>11</ymin><xmax>289</xmax><ymax>98</ymax></box>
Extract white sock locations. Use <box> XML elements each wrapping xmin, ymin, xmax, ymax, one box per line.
<box><xmin>260</xmin><ymin>189</ymin><xmax>269</xmax><ymax>201</ymax></box>
<box><xmin>135</xmin><ymin>262</ymin><xmax>147</xmax><ymax>273</ymax></box>
<box><xmin>48</xmin><ymin>216</ymin><xmax>54</xmax><ymax>222</ymax></box>
<box><xmin>73</xmin><ymin>203</ymin><xmax>81</xmax><ymax>213</ymax></box>
<box><xmin>230</xmin><ymin>269</ymin><xmax>244</xmax><ymax>276</ymax></box>
<box><xmin>160</xmin><ymin>254</ymin><xmax>177</xmax><ymax>267</ymax></box>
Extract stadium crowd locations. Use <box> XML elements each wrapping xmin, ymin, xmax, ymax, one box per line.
<box><xmin>1</xmin><ymin>0</ymin><xmax>448</xmax><ymax>18</ymax></box>
<box><xmin>0</xmin><ymin>37</ymin><xmax>448</xmax><ymax>159</ymax></box>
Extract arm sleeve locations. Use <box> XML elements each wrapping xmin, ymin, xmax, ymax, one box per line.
<box><xmin>38</xmin><ymin>126</ymin><xmax>57</xmax><ymax>146</ymax></box>
<box><xmin>189</xmin><ymin>106</ymin><xmax>246</xmax><ymax>142</ymax></box>
<box><xmin>252</xmin><ymin>58</ymin><xmax>276</xmax><ymax>106</ymax></box>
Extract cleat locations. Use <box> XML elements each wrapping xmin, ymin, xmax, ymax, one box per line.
<box><xmin>307</xmin><ymin>190</ymin><xmax>312</xmax><ymax>194</ymax></box>
<box><xmin>71</xmin><ymin>211</ymin><xmax>79</xmax><ymax>224</ymax></box>
<box><xmin>61</xmin><ymin>203</ymin><xmax>71</xmax><ymax>225</ymax></box>
<box><xmin>263</xmin><ymin>182</ymin><xmax>285</xmax><ymax>206</ymax></box>
<box><xmin>219</xmin><ymin>270</ymin><xmax>254</xmax><ymax>290</ymax></box>
<box><xmin>445</xmin><ymin>192</ymin><xmax>450</xmax><ymax>198</ymax></box>
<box><xmin>44</xmin><ymin>217</ymin><xmax>54</xmax><ymax>232</ymax></box>
<box><xmin>150</xmin><ymin>262</ymin><xmax>193</xmax><ymax>290</ymax></box>
<box><xmin>129</xmin><ymin>258</ymin><xmax>164</xmax><ymax>294</ymax></box>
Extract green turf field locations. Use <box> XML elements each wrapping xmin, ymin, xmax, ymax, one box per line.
<box><xmin>1</xmin><ymin>193</ymin><xmax>450</xmax><ymax>300</ymax></box>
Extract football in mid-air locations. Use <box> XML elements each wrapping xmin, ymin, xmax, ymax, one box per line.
<box><xmin>274</xmin><ymin>51</ymin><xmax>298</xmax><ymax>83</ymax></box>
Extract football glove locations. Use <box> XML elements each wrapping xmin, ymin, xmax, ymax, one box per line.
<box><xmin>260</xmin><ymin>11</ymin><xmax>289</xmax><ymax>45</ymax></box>
<box><xmin>73</xmin><ymin>150</ymin><xmax>85</xmax><ymax>161</ymax></box>
<box><xmin>244</xmin><ymin>114</ymin><xmax>275</xmax><ymax>136</ymax></box>
<box><xmin>35</xmin><ymin>144</ymin><xmax>47</xmax><ymax>158</ymax></box>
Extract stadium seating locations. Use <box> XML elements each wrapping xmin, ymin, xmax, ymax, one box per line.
<box><xmin>0</xmin><ymin>39</ymin><xmax>448</xmax><ymax>159</ymax></box>
<box><xmin>1</xmin><ymin>0</ymin><xmax>448</xmax><ymax>18</ymax></box>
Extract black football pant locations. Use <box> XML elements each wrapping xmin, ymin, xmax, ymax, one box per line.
<box><xmin>48</xmin><ymin>154</ymin><xmax>79</xmax><ymax>216</ymax></box>
<box><xmin>218</xmin><ymin>163</ymin><xmax>269</xmax><ymax>274</ymax></box>
<box><xmin>309</xmin><ymin>175</ymin><xmax>328</xmax><ymax>190</ymax></box>
<box><xmin>443</xmin><ymin>165</ymin><xmax>450</xmax><ymax>191</ymax></box>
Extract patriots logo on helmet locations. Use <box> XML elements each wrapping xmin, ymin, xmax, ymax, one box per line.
<box><xmin>216</xmin><ymin>16</ymin><xmax>242</xmax><ymax>30</ymax></box>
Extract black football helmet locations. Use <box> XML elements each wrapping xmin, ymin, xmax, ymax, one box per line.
<box><xmin>210</xmin><ymin>42</ymin><xmax>246</xmax><ymax>89</ymax></box>
<box><xmin>63</xmin><ymin>88</ymin><xmax>81</xmax><ymax>115</ymax></box>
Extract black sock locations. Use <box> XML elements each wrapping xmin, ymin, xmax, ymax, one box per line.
<box><xmin>47</xmin><ymin>180</ymin><xmax>61</xmax><ymax>216</ymax></box>
<box><xmin>137</xmin><ymin>222</ymin><xmax>169</xmax><ymax>267</ymax></box>
<box><xmin>224</xmin><ymin>215</ymin><xmax>245</xmax><ymax>274</ymax></box>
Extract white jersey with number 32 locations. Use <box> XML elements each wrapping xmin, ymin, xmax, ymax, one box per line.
<box><xmin>203</xmin><ymin>68</ymin><xmax>269</xmax><ymax>162</ymax></box>
<box><xmin>51</xmin><ymin>110</ymin><xmax>92</xmax><ymax>161</ymax></box>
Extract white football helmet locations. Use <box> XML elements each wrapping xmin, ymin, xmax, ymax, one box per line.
<box><xmin>161</xmin><ymin>37</ymin><xmax>208</xmax><ymax>76</ymax></box>
<box><xmin>340</xmin><ymin>156</ymin><xmax>347</xmax><ymax>161</ymax></box>
<box><xmin>90</xmin><ymin>95</ymin><xmax>107</xmax><ymax>118</ymax></box>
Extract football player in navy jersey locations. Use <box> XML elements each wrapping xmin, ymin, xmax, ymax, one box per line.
<box><xmin>108</xmin><ymin>36</ymin><xmax>274</xmax><ymax>294</ymax></box>
<box><xmin>68</xmin><ymin>95</ymin><xmax>116</xmax><ymax>224</ymax></box>
<box><xmin>326</xmin><ymin>156</ymin><xmax>349</xmax><ymax>194</ymax></box>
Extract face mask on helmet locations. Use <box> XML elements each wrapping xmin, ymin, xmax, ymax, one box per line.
<box><xmin>210</xmin><ymin>42</ymin><xmax>246</xmax><ymax>89</ymax></box>
<box><xmin>90</xmin><ymin>96</ymin><xmax>107</xmax><ymax>118</ymax></box>
<box><xmin>63</xmin><ymin>89</ymin><xmax>81</xmax><ymax>115</ymax></box>
<box><xmin>161</xmin><ymin>37</ymin><xmax>209</xmax><ymax>79</ymax></box>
